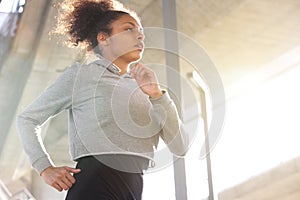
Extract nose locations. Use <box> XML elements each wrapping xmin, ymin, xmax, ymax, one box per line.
<box><xmin>137</xmin><ymin>29</ymin><xmax>145</xmax><ymax>41</ymax></box>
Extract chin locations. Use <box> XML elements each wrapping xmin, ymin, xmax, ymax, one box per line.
<box><xmin>125</xmin><ymin>51</ymin><xmax>143</xmax><ymax>63</ymax></box>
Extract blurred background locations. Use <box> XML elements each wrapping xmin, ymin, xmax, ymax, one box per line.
<box><xmin>0</xmin><ymin>0</ymin><xmax>300</xmax><ymax>199</ymax></box>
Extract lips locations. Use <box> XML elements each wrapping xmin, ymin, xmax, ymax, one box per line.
<box><xmin>134</xmin><ymin>43</ymin><xmax>144</xmax><ymax>51</ymax></box>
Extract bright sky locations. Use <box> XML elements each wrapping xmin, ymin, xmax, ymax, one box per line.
<box><xmin>211</xmin><ymin>46</ymin><xmax>300</xmax><ymax>198</ymax></box>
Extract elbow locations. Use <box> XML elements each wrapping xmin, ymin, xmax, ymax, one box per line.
<box><xmin>168</xmin><ymin>134</ymin><xmax>189</xmax><ymax>157</ymax></box>
<box><xmin>171</xmin><ymin>144</ymin><xmax>189</xmax><ymax>157</ymax></box>
<box><xmin>16</xmin><ymin>114</ymin><xmax>27</xmax><ymax>137</ymax></box>
<box><xmin>16</xmin><ymin>111</ymin><xmax>40</xmax><ymax>126</ymax></box>
<box><xmin>16</xmin><ymin>112</ymin><xmax>40</xmax><ymax>132</ymax></box>
<box><xmin>16</xmin><ymin>112</ymin><xmax>28</xmax><ymax>126</ymax></box>
<box><xmin>171</xmin><ymin>126</ymin><xmax>190</xmax><ymax>157</ymax></box>
<box><xmin>16</xmin><ymin>113</ymin><xmax>24</xmax><ymax>127</ymax></box>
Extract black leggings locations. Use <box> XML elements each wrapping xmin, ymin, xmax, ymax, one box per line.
<box><xmin>65</xmin><ymin>156</ymin><xmax>144</xmax><ymax>200</ymax></box>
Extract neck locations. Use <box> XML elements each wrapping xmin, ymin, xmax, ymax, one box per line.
<box><xmin>112</xmin><ymin>59</ymin><xmax>130</xmax><ymax>75</ymax></box>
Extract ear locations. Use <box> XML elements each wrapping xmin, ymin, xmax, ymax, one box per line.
<box><xmin>97</xmin><ymin>32</ymin><xmax>109</xmax><ymax>46</ymax></box>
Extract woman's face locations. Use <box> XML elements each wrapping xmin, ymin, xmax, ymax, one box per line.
<box><xmin>104</xmin><ymin>14</ymin><xmax>145</xmax><ymax>63</ymax></box>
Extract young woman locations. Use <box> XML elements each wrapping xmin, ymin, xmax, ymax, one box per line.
<box><xmin>17</xmin><ymin>0</ymin><xmax>188</xmax><ymax>199</ymax></box>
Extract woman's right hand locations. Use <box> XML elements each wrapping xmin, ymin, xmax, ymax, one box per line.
<box><xmin>41</xmin><ymin>166</ymin><xmax>81</xmax><ymax>191</ymax></box>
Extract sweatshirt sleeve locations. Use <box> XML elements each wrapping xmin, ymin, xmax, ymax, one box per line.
<box><xmin>16</xmin><ymin>64</ymin><xmax>78</xmax><ymax>175</ymax></box>
<box><xmin>150</xmin><ymin>90</ymin><xmax>189</xmax><ymax>157</ymax></box>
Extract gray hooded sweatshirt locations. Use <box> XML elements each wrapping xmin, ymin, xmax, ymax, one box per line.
<box><xmin>16</xmin><ymin>55</ymin><xmax>188</xmax><ymax>174</ymax></box>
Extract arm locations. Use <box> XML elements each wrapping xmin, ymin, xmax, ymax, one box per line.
<box><xmin>16</xmin><ymin>63</ymin><xmax>80</xmax><ymax>191</ymax></box>
<box><xmin>150</xmin><ymin>92</ymin><xmax>189</xmax><ymax>156</ymax></box>
<box><xmin>130</xmin><ymin>63</ymin><xmax>189</xmax><ymax>156</ymax></box>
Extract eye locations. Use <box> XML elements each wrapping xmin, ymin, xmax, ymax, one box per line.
<box><xmin>125</xmin><ymin>27</ymin><xmax>134</xmax><ymax>32</ymax></box>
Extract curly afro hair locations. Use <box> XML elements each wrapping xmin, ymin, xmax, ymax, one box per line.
<box><xmin>52</xmin><ymin>0</ymin><xmax>140</xmax><ymax>52</ymax></box>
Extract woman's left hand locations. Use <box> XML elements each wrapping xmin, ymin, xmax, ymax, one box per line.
<box><xmin>130</xmin><ymin>63</ymin><xmax>163</xmax><ymax>98</ymax></box>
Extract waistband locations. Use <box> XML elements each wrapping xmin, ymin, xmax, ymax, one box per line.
<box><xmin>78</xmin><ymin>154</ymin><xmax>150</xmax><ymax>174</ymax></box>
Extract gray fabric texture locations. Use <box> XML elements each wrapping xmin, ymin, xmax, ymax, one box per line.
<box><xmin>16</xmin><ymin>55</ymin><xmax>188</xmax><ymax>175</ymax></box>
